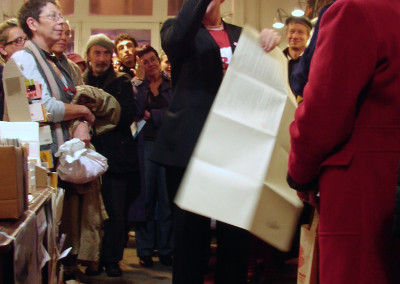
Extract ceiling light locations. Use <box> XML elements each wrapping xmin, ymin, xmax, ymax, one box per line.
<box><xmin>272</xmin><ymin>8</ymin><xmax>289</xmax><ymax>29</ymax></box>
<box><xmin>292</xmin><ymin>0</ymin><xmax>305</xmax><ymax>17</ymax></box>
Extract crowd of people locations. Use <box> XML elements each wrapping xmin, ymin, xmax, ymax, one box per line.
<box><xmin>0</xmin><ymin>0</ymin><xmax>173</xmax><ymax>279</ymax></box>
<box><xmin>1</xmin><ymin>0</ymin><xmax>400</xmax><ymax>283</ymax></box>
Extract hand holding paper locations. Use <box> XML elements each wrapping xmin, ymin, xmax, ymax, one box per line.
<box><xmin>175</xmin><ymin>26</ymin><xmax>302</xmax><ymax>251</ymax></box>
<box><xmin>260</xmin><ymin>28</ymin><xmax>282</xmax><ymax>52</ymax></box>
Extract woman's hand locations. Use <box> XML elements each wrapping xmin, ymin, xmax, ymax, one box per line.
<box><xmin>260</xmin><ymin>28</ymin><xmax>282</xmax><ymax>52</ymax></box>
<box><xmin>72</xmin><ymin>122</ymin><xmax>91</xmax><ymax>148</ymax></box>
<box><xmin>79</xmin><ymin>105</ymin><xmax>95</xmax><ymax>126</ymax></box>
<box><xmin>133</xmin><ymin>55</ymin><xmax>145</xmax><ymax>80</ymax></box>
<box><xmin>63</xmin><ymin>104</ymin><xmax>95</xmax><ymax>126</ymax></box>
<box><xmin>143</xmin><ymin>110</ymin><xmax>151</xmax><ymax>121</ymax></box>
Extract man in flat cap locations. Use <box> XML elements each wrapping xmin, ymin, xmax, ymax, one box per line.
<box><xmin>82</xmin><ymin>33</ymin><xmax>140</xmax><ymax>277</ymax></box>
<box><xmin>283</xmin><ymin>16</ymin><xmax>312</xmax><ymax>96</ymax></box>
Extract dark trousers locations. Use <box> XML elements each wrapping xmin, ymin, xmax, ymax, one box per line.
<box><xmin>166</xmin><ymin>166</ymin><xmax>250</xmax><ymax>284</ymax></box>
<box><xmin>136</xmin><ymin>141</ymin><xmax>173</xmax><ymax>257</ymax></box>
<box><xmin>100</xmin><ymin>171</ymin><xmax>139</xmax><ymax>263</ymax></box>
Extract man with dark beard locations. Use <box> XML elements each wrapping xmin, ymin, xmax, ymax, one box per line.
<box><xmin>83</xmin><ymin>33</ymin><xmax>139</xmax><ymax>277</ymax></box>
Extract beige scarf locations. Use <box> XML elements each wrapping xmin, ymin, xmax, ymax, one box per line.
<box><xmin>24</xmin><ymin>40</ymin><xmax>65</xmax><ymax>147</ymax></box>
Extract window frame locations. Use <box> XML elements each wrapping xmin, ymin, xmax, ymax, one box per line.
<box><xmin>64</xmin><ymin>0</ymin><xmax>168</xmax><ymax>54</ymax></box>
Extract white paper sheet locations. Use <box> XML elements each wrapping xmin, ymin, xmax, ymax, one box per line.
<box><xmin>175</xmin><ymin>25</ymin><xmax>303</xmax><ymax>251</ymax></box>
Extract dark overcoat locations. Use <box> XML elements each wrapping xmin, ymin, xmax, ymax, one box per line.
<box><xmin>151</xmin><ymin>0</ymin><xmax>242</xmax><ymax>168</ymax></box>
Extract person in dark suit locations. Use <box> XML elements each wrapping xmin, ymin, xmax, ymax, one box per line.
<box><xmin>287</xmin><ymin>0</ymin><xmax>400</xmax><ymax>282</ymax></box>
<box><xmin>282</xmin><ymin>16</ymin><xmax>311</xmax><ymax>98</ymax></box>
<box><xmin>290</xmin><ymin>1</ymin><xmax>335</xmax><ymax>99</ymax></box>
<box><xmin>151</xmin><ymin>0</ymin><xmax>280</xmax><ymax>283</ymax></box>
<box><xmin>152</xmin><ymin>1</ymin><xmax>245</xmax><ymax>282</ymax></box>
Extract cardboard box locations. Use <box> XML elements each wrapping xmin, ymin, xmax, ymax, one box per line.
<box><xmin>28</xmin><ymin>159</ymin><xmax>36</xmax><ymax>195</ymax></box>
<box><xmin>2</xmin><ymin>58</ymin><xmax>31</xmax><ymax>122</ymax></box>
<box><xmin>49</xmin><ymin>172</ymin><xmax>57</xmax><ymax>189</ymax></box>
<box><xmin>0</xmin><ymin>146</ymin><xmax>27</xmax><ymax>219</ymax></box>
<box><xmin>35</xmin><ymin>164</ymin><xmax>48</xmax><ymax>188</ymax></box>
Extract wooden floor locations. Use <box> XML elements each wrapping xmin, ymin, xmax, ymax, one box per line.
<box><xmin>67</xmin><ymin>234</ymin><xmax>298</xmax><ymax>284</ymax></box>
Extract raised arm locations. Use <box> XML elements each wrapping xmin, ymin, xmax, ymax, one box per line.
<box><xmin>161</xmin><ymin>0</ymin><xmax>212</xmax><ymax>61</ymax></box>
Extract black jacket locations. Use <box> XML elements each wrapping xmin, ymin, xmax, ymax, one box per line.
<box><xmin>83</xmin><ymin>66</ymin><xmax>138</xmax><ymax>173</ymax></box>
<box><xmin>152</xmin><ymin>0</ymin><xmax>242</xmax><ymax>167</ymax></box>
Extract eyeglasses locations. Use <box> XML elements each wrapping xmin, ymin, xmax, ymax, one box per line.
<box><xmin>4</xmin><ymin>36</ymin><xmax>28</xmax><ymax>46</ymax></box>
<box><xmin>39</xmin><ymin>13</ymin><xmax>64</xmax><ymax>22</ymax></box>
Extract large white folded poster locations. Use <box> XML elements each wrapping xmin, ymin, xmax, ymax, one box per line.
<box><xmin>175</xmin><ymin>25</ymin><xmax>303</xmax><ymax>252</ymax></box>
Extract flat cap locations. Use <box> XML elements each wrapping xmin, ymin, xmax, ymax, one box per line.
<box><xmin>285</xmin><ymin>16</ymin><xmax>313</xmax><ymax>30</ymax></box>
<box><xmin>85</xmin><ymin>33</ymin><xmax>114</xmax><ymax>54</ymax></box>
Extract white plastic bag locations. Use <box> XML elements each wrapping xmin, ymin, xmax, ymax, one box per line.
<box><xmin>55</xmin><ymin>138</ymin><xmax>108</xmax><ymax>184</ymax></box>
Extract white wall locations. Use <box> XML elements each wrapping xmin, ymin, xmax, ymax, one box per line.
<box><xmin>236</xmin><ymin>0</ymin><xmax>297</xmax><ymax>49</ymax></box>
<box><xmin>0</xmin><ymin>0</ymin><xmax>24</xmax><ymax>20</ymax></box>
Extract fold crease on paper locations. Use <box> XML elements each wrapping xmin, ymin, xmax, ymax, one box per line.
<box><xmin>175</xmin><ymin>25</ymin><xmax>303</xmax><ymax>252</ymax></box>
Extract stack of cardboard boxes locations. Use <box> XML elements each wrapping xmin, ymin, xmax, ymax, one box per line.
<box><xmin>0</xmin><ymin>57</ymin><xmax>55</xmax><ymax>220</ymax></box>
<box><xmin>0</xmin><ymin>144</ymin><xmax>27</xmax><ymax>219</ymax></box>
<box><xmin>0</xmin><ymin>57</ymin><xmax>63</xmax><ymax>283</ymax></box>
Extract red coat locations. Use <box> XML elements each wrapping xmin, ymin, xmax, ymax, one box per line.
<box><xmin>288</xmin><ymin>0</ymin><xmax>400</xmax><ymax>283</ymax></box>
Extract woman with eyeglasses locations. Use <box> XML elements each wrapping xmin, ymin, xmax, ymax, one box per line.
<box><xmin>0</xmin><ymin>18</ymin><xmax>27</xmax><ymax>63</ymax></box>
<box><xmin>0</xmin><ymin>18</ymin><xmax>27</xmax><ymax>120</ymax></box>
<box><xmin>10</xmin><ymin>1</ymin><xmax>98</xmax><ymax>281</ymax></box>
<box><xmin>12</xmin><ymin>0</ymin><xmax>95</xmax><ymax>153</ymax></box>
